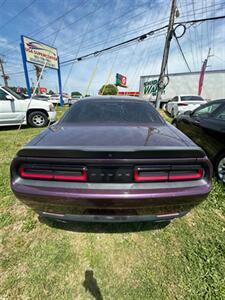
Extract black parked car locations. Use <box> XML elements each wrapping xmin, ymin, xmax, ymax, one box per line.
<box><xmin>173</xmin><ymin>99</ymin><xmax>225</xmax><ymax>183</ymax></box>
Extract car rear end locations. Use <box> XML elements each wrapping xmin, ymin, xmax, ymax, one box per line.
<box><xmin>177</xmin><ymin>95</ymin><xmax>207</xmax><ymax>116</ymax></box>
<box><xmin>11</xmin><ymin>146</ymin><xmax>212</xmax><ymax>223</ymax></box>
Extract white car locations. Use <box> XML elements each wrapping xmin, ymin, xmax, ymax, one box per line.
<box><xmin>0</xmin><ymin>86</ymin><xmax>56</xmax><ymax>127</ymax></box>
<box><xmin>166</xmin><ymin>95</ymin><xmax>207</xmax><ymax>117</ymax></box>
<box><xmin>50</xmin><ymin>94</ymin><xmax>69</xmax><ymax>105</ymax></box>
<box><xmin>68</xmin><ymin>95</ymin><xmax>82</xmax><ymax>106</ymax></box>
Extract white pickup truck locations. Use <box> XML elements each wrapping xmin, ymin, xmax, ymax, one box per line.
<box><xmin>0</xmin><ymin>86</ymin><xmax>56</xmax><ymax>127</ymax></box>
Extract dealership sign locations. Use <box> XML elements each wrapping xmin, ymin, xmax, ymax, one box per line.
<box><xmin>22</xmin><ymin>36</ymin><xmax>58</xmax><ymax>70</ymax></box>
<box><xmin>144</xmin><ymin>79</ymin><xmax>165</xmax><ymax>96</ymax></box>
<box><xmin>116</xmin><ymin>73</ymin><xmax>127</xmax><ymax>87</ymax></box>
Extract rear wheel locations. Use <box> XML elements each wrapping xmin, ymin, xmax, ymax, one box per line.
<box><xmin>28</xmin><ymin>111</ymin><xmax>48</xmax><ymax>127</ymax></box>
<box><xmin>216</xmin><ymin>154</ymin><xmax>225</xmax><ymax>184</ymax></box>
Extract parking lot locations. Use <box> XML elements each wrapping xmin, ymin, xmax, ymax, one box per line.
<box><xmin>0</xmin><ymin>107</ymin><xmax>224</xmax><ymax>299</ymax></box>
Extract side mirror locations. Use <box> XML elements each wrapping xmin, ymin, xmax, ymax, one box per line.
<box><xmin>6</xmin><ymin>94</ymin><xmax>14</xmax><ymax>101</ymax></box>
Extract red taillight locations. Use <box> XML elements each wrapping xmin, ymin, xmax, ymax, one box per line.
<box><xmin>168</xmin><ymin>169</ymin><xmax>203</xmax><ymax>181</ymax></box>
<box><xmin>19</xmin><ymin>167</ymin><xmax>87</xmax><ymax>182</ymax></box>
<box><xmin>53</xmin><ymin>173</ymin><xmax>87</xmax><ymax>181</ymax></box>
<box><xmin>134</xmin><ymin>170</ymin><xmax>168</xmax><ymax>182</ymax></box>
<box><xmin>134</xmin><ymin>167</ymin><xmax>204</xmax><ymax>182</ymax></box>
<box><xmin>19</xmin><ymin>167</ymin><xmax>54</xmax><ymax>179</ymax></box>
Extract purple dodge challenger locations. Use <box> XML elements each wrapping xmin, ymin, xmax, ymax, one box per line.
<box><xmin>11</xmin><ymin>97</ymin><xmax>212</xmax><ymax>223</ymax></box>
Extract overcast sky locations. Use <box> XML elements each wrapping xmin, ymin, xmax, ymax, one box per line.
<box><xmin>0</xmin><ymin>0</ymin><xmax>225</xmax><ymax>94</ymax></box>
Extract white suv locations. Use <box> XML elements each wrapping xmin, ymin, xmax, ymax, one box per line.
<box><xmin>166</xmin><ymin>95</ymin><xmax>207</xmax><ymax>117</ymax></box>
<box><xmin>0</xmin><ymin>86</ymin><xmax>56</xmax><ymax>127</ymax></box>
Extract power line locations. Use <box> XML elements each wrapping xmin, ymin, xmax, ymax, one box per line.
<box><xmin>173</xmin><ymin>33</ymin><xmax>192</xmax><ymax>72</ymax></box>
<box><xmin>175</xmin><ymin>14</ymin><xmax>225</xmax><ymax>25</ymax></box>
<box><xmin>29</xmin><ymin>0</ymin><xmax>89</xmax><ymax>37</ymax></box>
<box><xmin>60</xmin><ymin>16</ymin><xmax>169</xmax><ymax>60</ymax></box>
<box><xmin>60</xmin><ymin>14</ymin><xmax>225</xmax><ymax>67</ymax></box>
<box><xmin>61</xmin><ymin>25</ymin><xmax>168</xmax><ymax>66</ymax></box>
<box><xmin>0</xmin><ymin>1</ymin><xmax>87</xmax><ymax>54</ymax></box>
<box><xmin>0</xmin><ymin>0</ymin><xmax>37</xmax><ymax>32</ymax></box>
<box><xmin>58</xmin><ymin>2</ymin><xmax>168</xmax><ymax>55</ymax></box>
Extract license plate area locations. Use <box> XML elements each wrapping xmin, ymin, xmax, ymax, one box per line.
<box><xmin>88</xmin><ymin>166</ymin><xmax>133</xmax><ymax>183</ymax></box>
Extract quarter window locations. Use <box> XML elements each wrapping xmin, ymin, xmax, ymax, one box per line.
<box><xmin>214</xmin><ymin>106</ymin><xmax>225</xmax><ymax>120</ymax></box>
<box><xmin>192</xmin><ymin>103</ymin><xmax>221</xmax><ymax>117</ymax></box>
<box><xmin>0</xmin><ymin>90</ymin><xmax>8</xmax><ymax>100</ymax></box>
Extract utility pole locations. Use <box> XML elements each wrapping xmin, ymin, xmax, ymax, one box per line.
<box><xmin>198</xmin><ymin>47</ymin><xmax>211</xmax><ymax>96</ymax></box>
<box><xmin>0</xmin><ymin>57</ymin><xmax>9</xmax><ymax>87</ymax></box>
<box><xmin>34</xmin><ymin>65</ymin><xmax>42</xmax><ymax>94</ymax></box>
<box><xmin>155</xmin><ymin>0</ymin><xmax>177</xmax><ymax>109</ymax></box>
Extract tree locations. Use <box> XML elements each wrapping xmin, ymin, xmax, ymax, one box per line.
<box><xmin>99</xmin><ymin>84</ymin><xmax>118</xmax><ymax>95</ymax></box>
<box><xmin>48</xmin><ymin>90</ymin><xmax>55</xmax><ymax>95</ymax></box>
<box><xmin>71</xmin><ymin>91</ymin><xmax>82</xmax><ymax>97</ymax></box>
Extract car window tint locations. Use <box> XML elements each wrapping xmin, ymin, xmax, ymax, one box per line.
<box><xmin>0</xmin><ymin>90</ymin><xmax>7</xmax><ymax>100</ymax></box>
<box><xmin>3</xmin><ymin>87</ymin><xmax>23</xmax><ymax>99</ymax></box>
<box><xmin>214</xmin><ymin>106</ymin><xmax>225</xmax><ymax>120</ymax></box>
<box><xmin>181</xmin><ymin>96</ymin><xmax>204</xmax><ymax>101</ymax></box>
<box><xmin>193</xmin><ymin>103</ymin><xmax>221</xmax><ymax>117</ymax></box>
<box><xmin>63</xmin><ymin>100</ymin><xmax>163</xmax><ymax>124</ymax></box>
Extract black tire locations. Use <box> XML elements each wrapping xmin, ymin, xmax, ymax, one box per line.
<box><xmin>28</xmin><ymin>111</ymin><xmax>48</xmax><ymax>128</ymax></box>
<box><xmin>215</xmin><ymin>153</ymin><xmax>225</xmax><ymax>184</ymax></box>
<box><xmin>171</xmin><ymin>108</ymin><xmax>175</xmax><ymax>118</ymax></box>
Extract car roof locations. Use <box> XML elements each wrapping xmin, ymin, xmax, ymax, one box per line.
<box><xmin>206</xmin><ymin>99</ymin><xmax>225</xmax><ymax>104</ymax></box>
<box><xmin>82</xmin><ymin>95</ymin><xmax>148</xmax><ymax>103</ymax></box>
<box><xmin>177</xmin><ymin>94</ymin><xmax>204</xmax><ymax>97</ymax></box>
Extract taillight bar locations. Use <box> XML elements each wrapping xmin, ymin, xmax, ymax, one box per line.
<box><xmin>169</xmin><ymin>169</ymin><xmax>203</xmax><ymax>181</ymax></box>
<box><xmin>19</xmin><ymin>166</ymin><xmax>87</xmax><ymax>182</ymax></box>
<box><xmin>134</xmin><ymin>167</ymin><xmax>204</xmax><ymax>182</ymax></box>
<box><xmin>134</xmin><ymin>170</ymin><xmax>168</xmax><ymax>182</ymax></box>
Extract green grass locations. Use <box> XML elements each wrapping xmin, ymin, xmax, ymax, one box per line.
<box><xmin>0</xmin><ymin>107</ymin><xmax>225</xmax><ymax>300</ymax></box>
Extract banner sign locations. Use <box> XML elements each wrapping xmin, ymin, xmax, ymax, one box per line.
<box><xmin>116</xmin><ymin>73</ymin><xmax>127</xmax><ymax>87</ymax></box>
<box><xmin>22</xmin><ymin>36</ymin><xmax>58</xmax><ymax>70</ymax></box>
<box><xmin>143</xmin><ymin>79</ymin><xmax>165</xmax><ymax>96</ymax></box>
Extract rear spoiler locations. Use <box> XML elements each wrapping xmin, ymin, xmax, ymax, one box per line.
<box><xmin>17</xmin><ymin>146</ymin><xmax>206</xmax><ymax>159</ymax></box>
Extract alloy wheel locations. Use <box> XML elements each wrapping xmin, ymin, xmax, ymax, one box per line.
<box><xmin>32</xmin><ymin>114</ymin><xmax>45</xmax><ymax>126</ymax></box>
<box><xmin>217</xmin><ymin>157</ymin><xmax>225</xmax><ymax>183</ymax></box>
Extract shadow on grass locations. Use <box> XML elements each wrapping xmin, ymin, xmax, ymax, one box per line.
<box><xmin>0</xmin><ymin>125</ymin><xmax>29</xmax><ymax>132</ymax></box>
<box><xmin>38</xmin><ymin>216</ymin><xmax>170</xmax><ymax>233</ymax></box>
<box><xmin>83</xmin><ymin>270</ymin><xmax>103</xmax><ymax>300</ymax></box>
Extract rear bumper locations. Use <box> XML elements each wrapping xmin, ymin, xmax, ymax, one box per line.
<box><xmin>48</xmin><ymin>111</ymin><xmax>56</xmax><ymax>122</ymax></box>
<box><xmin>11</xmin><ymin>179</ymin><xmax>211</xmax><ymax>221</ymax></box>
<box><xmin>38</xmin><ymin>210</ymin><xmax>188</xmax><ymax>223</ymax></box>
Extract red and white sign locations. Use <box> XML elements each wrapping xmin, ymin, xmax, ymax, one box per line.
<box><xmin>40</xmin><ymin>87</ymin><xmax>47</xmax><ymax>94</ymax></box>
<box><xmin>121</xmin><ymin>76</ymin><xmax>126</xmax><ymax>86</ymax></box>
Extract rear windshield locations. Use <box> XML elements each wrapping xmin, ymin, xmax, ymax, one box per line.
<box><xmin>63</xmin><ymin>100</ymin><xmax>163</xmax><ymax>124</ymax></box>
<box><xmin>181</xmin><ymin>96</ymin><xmax>204</xmax><ymax>101</ymax></box>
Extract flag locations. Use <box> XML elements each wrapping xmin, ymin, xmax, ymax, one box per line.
<box><xmin>198</xmin><ymin>59</ymin><xmax>207</xmax><ymax>96</ymax></box>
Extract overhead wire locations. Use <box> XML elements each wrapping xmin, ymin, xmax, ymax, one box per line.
<box><xmin>60</xmin><ymin>15</ymin><xmax>170</xmax><ymax>61</ymax></box>
<box><xmin>13</xmin><ymin>0</ymin><xmax>67</xmax><ymax>143</ymax></box>
<box><xmin>0</xmin><ymin>0</ymin><xmax>37</xmax><ymax>32</ymax></box>
<box><xmin>83</xmin><ymin>0</ymin><xmax>125</xmax><ymax>96</ymax></box>
<box><xmin>173</xmin><ymin>25</ymin><xmax>192</xmax><ymax>72</ymax></box>
<box><xmin>60</xmin><ymin>14</ymin><xmax>225</xmax><ymax>67</ymax></box>
<box><xmin>125</xmin><ymin>0</ymin><xmax>170</xmax><ymax>90</ymax></box>
<box><xmin>0</xmin><ymin>0</ymin><xmax>89</xmax><ymax>57</ymax></box>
